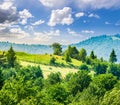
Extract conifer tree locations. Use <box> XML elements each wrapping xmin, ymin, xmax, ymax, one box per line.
<box><xmin>7</xmin><ymin>46</ymin><xmax>16</xmax><ymax>67</ymax></box>
<box><xmin>109</xmin><ymin>49</ymin><xmax>117</xmax><ymax>63</ymax></box>
<box><xmin>90</xmin><ymin>50</ymin><xmax>97</xmax><ymax>59</ymax></box>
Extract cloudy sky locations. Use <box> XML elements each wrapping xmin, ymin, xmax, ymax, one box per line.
<box><xmin>0</xmin><ymin>0</ymin><xmax>120</xmax><ymax>45</ymax></box>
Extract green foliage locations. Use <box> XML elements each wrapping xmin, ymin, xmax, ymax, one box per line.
<box><xmin>66</xmin><ymin>46</ymin><xmax>79</xmax><ymax>60</ymax></box>
<box><xmin>65</xmin><ymin>51</ymin><xmax>71</xmax><ymax>62</ymax></box>
<box><xmin>51</xmin><ymin>43</ymin><xmax>62</xmax><ymax>55</ymax></box>
<box><xmin>7</xmin><ymin>46</ymin><xmax>16</xmax><ymax>68</ymax></box>
<box><xmin>0</xmin><ymin>47</ymin><xmax>120</xmax><ymax>105</ymax></box>
<box><xmin>49</xmin><ymin>57</ymin><xmax>56</xmax><ymax>65</ymax></box>
<box><xmin>90</xmin><ymin>50</ymin><xmax>97</xmax><ymax>59</ymax></box>
<box><xmin>46</xmin><ymin>72</ymin><xmax>61</xmax><ymax>85</ymax></box>
<box><xmin>79</xmin><ymin>63</ymin><xmax>89</xmax><ymax>71</ymax></box>
<box><xmin>93</xmin><ymin>74</ymin><xmax>117</xmax><ymax>91</ymax></box>
<box><xmin>86</xmin><ymin>57</ymin><xmax>92</xmax><ymax>65</ymax></box>
<box><xmin>108</xmin><ymin>63</ymin><xmax>120</xmax><ymax>79</ymax></box>
<box><xmin>68</xmin><ymin>71</ymin><xmax>91</xmax><ymax>96</ymax></box>
<box><xmin>48</xmin><ymin>84</ymin><xmax>68</xmax><ymax>103</ymax></box>
<box><xmin>101</xmin><ymin>89</ymin><xmax>120</xmax><ymax>105</ymax></box>
<box><xmin>20</xmin><ymin>66</ymin><xmax>43</xmax><ymax>80</ymax></box>
<box><xmin>0</xmin><ymin>69</ymin><xmax>3</xmax><ymax>89</ymax></box>
<box><xmin>79</xmin><ymin>48</ymin><xmax>87</xmax><ymax>62</ymax></box>
<box><xmin>109</xmin><ymin>49</ymin><xmax>117</xmax><ymax>63</ymax></box>
<box><xmin>0</xmin><ymin>52</ymin><xmax>7</xmax><ymax>68</ymax></box>
<box><xmin>94</xmin><ymin>62</ymin><xmax>108</xmax><ymax>75</ymax></box>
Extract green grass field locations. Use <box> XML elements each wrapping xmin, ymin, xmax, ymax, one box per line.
<box><xmin>20</xmin><ymin>61</ymin><xmax>79</xmax><ymax>78</ymax></box>
<box><xmin>16</xmin><ymin>52</ymin><xmax>82</xmax><ymax>67</ymax></box>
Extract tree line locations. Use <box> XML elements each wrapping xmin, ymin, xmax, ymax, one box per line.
<box><xmin>0</xmin><ymin>45</ymin><xmax>119</xmax><ymax>105</ymax></box>
<box><xmin>51</xmin><ymin>42</ymin><xmax>117</xmax><ymax>63</ymax></box>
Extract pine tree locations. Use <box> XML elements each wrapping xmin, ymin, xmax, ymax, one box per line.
<box><xmin>79</xmin><ymin>48</ymin><xmax>87</xmax><ymax>62</ymax></box>
<box><xmin>90</xmin><ymin>50</ymin><xmax>97</xmax><ymax>59</ymax></box>
<box><xmin>65</xmin><ymin>52</ymin><xmax>71</xmax><ymax>62</ymax></box>
<box><xmin>109</xmin><ymin>49</ymin><xmax>117</xmax><ymax>63</ymax></box>
<box><xmin>7</xmin><ymin>46</ymin><xmax>16</xmax><ymax>67</ymax></box>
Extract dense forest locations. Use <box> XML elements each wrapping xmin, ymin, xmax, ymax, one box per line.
<box><xmin>0</xmin><ymin>45</ymin><xmax>120</xmax><ymax>105</ymax></box>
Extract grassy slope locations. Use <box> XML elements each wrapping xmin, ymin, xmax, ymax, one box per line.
<box><xmin>16</xmin><ymin>52</ymin><xmax>82</xmax><ymax>67</ymax></box>
<box><xmin>21</xmin><ymin>61</ymin><xmax>79</xmax><ymax>78</ymax></box>
<box><xmin>16</xmin><ymin>52</ymin><xmax>82</xmax><ymax>78</ymax></box>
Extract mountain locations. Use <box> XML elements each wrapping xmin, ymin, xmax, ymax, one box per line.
<box><xmin>72</xmin><ymin>34</ymin><xmax>120</xmax><ymax>62</ymax></box>
<box><xmin>0</xmin><ymin>42</ymin><xmax>53</xmax><ymax>54</ymax></box>
<box><xmin>0</xmin><ymin>34</ymin><xmax>120</xmax><ymax>62</ymax></box>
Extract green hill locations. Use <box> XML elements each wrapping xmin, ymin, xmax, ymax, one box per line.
<box><xmin>16</xmin><ymin>52</ymin><xmax>82</xmax><ymax>68</ymax></box>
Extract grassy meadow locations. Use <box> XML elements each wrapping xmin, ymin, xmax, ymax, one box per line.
<box><xmin>16</xmin><ymin>52</ymin><xmax>82</xmax><ymax>67</ymax></box>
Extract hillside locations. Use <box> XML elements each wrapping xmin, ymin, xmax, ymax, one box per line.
<box><xmin>0</xmin><ymin>34</ymin><xmax>120</xmax><ymax>61</ymax></box>
<box><xmin>72</xmin><ymin>34</ymin><xmax>120</xmax><ymax>62</ymax></box>
<box><xmin>0</xmin><ymin>42</ymin><xmax>53</xmax><ymax>54</ymax></box>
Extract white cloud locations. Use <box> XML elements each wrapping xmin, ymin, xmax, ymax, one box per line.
<box><xmin>39</xmin><ymin>0</ymin><xmax>68</xmax><ymax>8</ymax></box>
<box><xmin>9</xmin><ymin>27</ymin><xmax>30</xmax><ymax>38</ymax></box>
<box><xmin>82</xmin><ymin>30</ymin><xmax>95</xmax><ymax>34</ymax></box>
<box><xmin>75</xmin><ymin>0</ymin><xmax>120</xmax><ymax>10</ymax></box>
<box><xmin>48</xmin><ymin>7</ymin><xmax>74</xmax><ymax>26</ymax></box>
<box><xmin>0</xmin><ymin>0</ymin><xmax>13</xmax><ymax>10</ymax></box>
<box><xmin>19</xmin><ymin>9</ymin><xmax>33</xmax><ymax>19</ymax></box>
<box><xmin>0</xmin><ymin>24</ymin><xmax>30</xmax><ymax>39</ymax></box>
<box><xmin>67</xmin><ymin>28</ymin><xmax>82</xmax><ymax>36</ymax></box>
<box><xmin>88</xmin><ymin>13</ymin><xmax>100</xmax><ymax>18</ymax></box>
<box><xmin>39</xmin><ymin>0</ymin><xmax>120</xmax><ymax>10</ymax></box>
<box><xmin>67</xmin><ymin>28</ymin><xmax>76</xmax><ymax>35</ymax></box>
<box><xmin>0</xmin><ymin>0</ymin><xmax>19</xmax><ymax>23</ymax></box>
<box><xmin>75</xmin><ymin>12</ymin><xmax>85</xmax><ymax>18</ymax></box>
<box><xmin>31</xmin><ymin>20</ymin><xmax>45</xmax><ymax>26</ymax></box>
<box><xmin>19</xmin><ymin>9</ymin><xmax>33</xmax><ymax>25</ymax></box>
<box><xmin>34</xmin><ymin>29</ymin><xmax>60</xmax><ymax>42</ymax></box>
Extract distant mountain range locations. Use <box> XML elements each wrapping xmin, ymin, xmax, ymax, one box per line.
<box><xmin>0</xmin><ymin>34</ymin><xmax>120</xmax><ymax>62</ymax></box>
<box><xmin>72</xmin><ymin>34</ymin><xmax>120</xmax><ymax>62</ymax></box>
<box><xmin>0</xmin><ymin>42</ymin><xmax>53</xmax><ymax>54</ymax></box>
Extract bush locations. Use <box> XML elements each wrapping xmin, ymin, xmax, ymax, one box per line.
<box><xmin>48</xmin><ymin>84</ymin><xmax>68</xmax><ymax>103</ymax></box>
<box><xmin>49</xmin><ymin>57</ymin><xmax>56</xmax><ymax>65</ymax></box>
<box><xmin>68</xmin><ymin>71</ymin><xmax>91</xmax><ymax>96</ymax></box>
<box><xmin>79</xmin><ymin>64</ymin><xmax>89</xmax><ymax>71</ymax></box>
<box><xmin>46</xmin><ymin>72</ymin><xmax>62</xmax><ymax>85</ymax></box>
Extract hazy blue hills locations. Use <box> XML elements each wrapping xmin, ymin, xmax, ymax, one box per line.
<box><xmin>73</xmin><ymin>34</ymin><xmax>120</xmax><ymax>62</ymax></box>
<box><xmin>0</xmin><ymin>34</ymin><xmax>120</xmax><ymax>62</ymax></box>
<box><xmin>0</xmin><ymin>42</ymin><xmax>53</xmax><ymax>54</ymax></box>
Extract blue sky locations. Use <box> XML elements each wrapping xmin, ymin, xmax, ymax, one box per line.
<box><xmin>0</xmin><ymin>0</ymin><xmax>120</xmax><ymax>45</ymax></box>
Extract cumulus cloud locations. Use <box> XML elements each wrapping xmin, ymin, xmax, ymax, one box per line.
<box><xmin>0</xmin><ymin>25</ymin><xmax>29</xmax><ymax>39</ymax></box>
<box><xmin>88</xmin><ymin>13</ymin><xmax>100</xmax><ymax>18</ymax></box>
<box><xmin>48</xmin><ymin>7</ymin><xmax>74</xmax><ymax>26</ymax></box>
<box><xmin>82</xmin><ymin>30</ymin><xmax>95</xmax><ymax>34</ymax></box>
<box><xmin>31</xmin><ymin>20</ymin><xmax>45</xmax><ymax>26</ymax></box>
<box><xmin>0</xmin><ymin>0</ymin><xmax>33</xmax><ymax>26</ymax></box>
<box><xmin>0</xmin><ymin>0</ymin><xmax>19</xmax><ymax>23</ymax></box>
<box><xmin>75</xmin><ymin>12</ymin><xmax>85</xmax><ymax>18</ymax></box>
<box><xmin>19</xmin><ymin>9</ymin><xmax>33</xmax><ymax>25</ymax></box>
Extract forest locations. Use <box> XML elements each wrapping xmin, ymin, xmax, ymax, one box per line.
<box><xmin>0</xmin><ymin>44</ymin><xmax>120</xmax><ymax>105</ymax></box>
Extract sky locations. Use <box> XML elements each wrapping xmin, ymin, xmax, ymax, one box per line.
<box><xmin>0</xmin><ymin>0</ymin><xmax>120</xmax><ymax>45</ymax></box>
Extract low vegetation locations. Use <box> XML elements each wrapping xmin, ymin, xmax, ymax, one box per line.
<box><xmin>0</xmin><ymin>44</ymin><xmax>120</xmax><ymax>105</ymax></box>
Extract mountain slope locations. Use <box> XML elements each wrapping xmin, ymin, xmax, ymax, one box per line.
<box><xmin>72</xmin><ymin>34</ymin><xmax>120</xmax><ymax>62</ymax></box>
<box><xmin>0</xmin><ymin>34</ymin><xmax>120</xmax><ymax>62</ymax></box>
<box><xmin>0</xmin><ymin>42</ymin><xmax>53</xmax><ymax>54</ymax></box>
